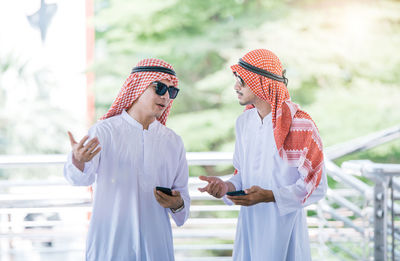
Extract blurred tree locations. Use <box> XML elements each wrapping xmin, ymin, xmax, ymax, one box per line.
<box><xmin>92</xmin><ymin>0</ymin><xmax>400</xmax><ymax>176</ymax></box>
<box><xmin>92</xmin><ymin>0</ymin><xmax>290</xmax><ymax>175</ymax></box>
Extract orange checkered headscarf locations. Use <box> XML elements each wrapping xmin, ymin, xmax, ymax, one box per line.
<box><xmin>231</xmin><ymin>49</ymin><xmax>324</xmax><ymax>202</ymax></box>
<box><xmin>100</xmin><ymin>58</ymin><xmax>179</xmax><ymax>125</ymax></box>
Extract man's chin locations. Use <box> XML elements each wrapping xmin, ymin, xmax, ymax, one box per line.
<box><xmin>155</xmin><ymin>110</ymin><xmax>165</xmax><ymax>118</ymax></box>
<box><xmin>239</xmin><ymin>100</ymin><xmax>248</xmax><ymax>106</ymax></box>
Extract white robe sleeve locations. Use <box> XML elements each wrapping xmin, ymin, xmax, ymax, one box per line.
<box><xmin>272</xmin><ymin>165</ymin><xmax>328</xmax><ymax>216</ymax></box>
<box><xmin>168</xmin><ymin>139</ymin><xmax>190</xmax><ymax>227</ymax></box>
<box><xmin>223</xmin><ymin>119</ymin><xmax>243</xmax><ymax>205</ymax></box>
<box><xmin>229</xmin><ymin>118</ymin><xmax>243</xmax><ymax>190</ymax></box>
<box><xmin>227</xmin><ymin>143</ymin><xmax>243</xmax><ymax>191</ymax></box>
<box><xmin>63</xmin><ymin>125</ymin><xmax>101</xmax><ymax>186</ymax></box>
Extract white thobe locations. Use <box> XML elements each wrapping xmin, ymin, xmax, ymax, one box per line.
<box><xmin>226</xmin><ymin>108</ymin><xmax>327</xmax><ymax>261</ymax></box>
<box><xmin>64</xmin><ymin>110</ymin><xmax>190</xmax><ymax>261</ymax></box>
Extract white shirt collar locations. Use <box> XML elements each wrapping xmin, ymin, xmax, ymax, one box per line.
<box><xmin>252</xmin><ymin>108</ymin><xmax>272</xmax><ymax>126</ymax></box>
<box><xmin>121</xmin><ymin>110</ymin><xmax>159</xmax><ymax>131</ymax></box>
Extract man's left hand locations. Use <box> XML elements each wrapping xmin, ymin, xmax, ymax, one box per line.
<box><xmin>154</xmin><ymin>189</ymin><xmax>184</xmax><ymax>210</ymax></box>
<box><xmin>227</xmin><ymin>186</ymin><xmax>275</xmax><ymax>206</ymax></box>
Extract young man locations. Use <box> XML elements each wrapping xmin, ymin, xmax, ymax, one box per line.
<box><xmin>64</xmin><ymin>58</ymin><xmax>190</xmax><ymax>261</ymax></box>
<box><xmin>199</xmin><ymin>49</ymin><xmax>327</xmax><ymax>260</ymax></box>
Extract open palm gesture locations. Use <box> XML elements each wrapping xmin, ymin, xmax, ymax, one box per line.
<box><xmin>68</xmin><ymin>131</ymin><xmax>101</xmax><ymax>171</ymax></box>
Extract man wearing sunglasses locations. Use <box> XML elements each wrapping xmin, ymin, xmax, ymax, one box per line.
<box><xmin>64</xmin><ymin>58</ymin><xmax>190</xmax><ymax>261</ymax></box>
<box><xmin>198</xmin><ymin>49</ymin><xmax>327</xmax><ymax>260</ymax></box>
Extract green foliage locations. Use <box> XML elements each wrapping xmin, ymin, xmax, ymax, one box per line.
<box><xmin>92</xmin><ymin>0</ymin><xmax>291</xmax><ymax>178</ymax></box>
<box><xmin>290</xmin><ymin>77</ymin><xmax>319</xmax><ymax>106</ymax></box>
<box><xmin>1</xmin><ymin>0</ymin><xmax>400</xmax><ymax>182</ymax></box>
<box><xmin>92</xmin><ymin>0</ymin><xmax>400</xmax><ymax>180</ymax></box>
<box><xmin>93</xmin><ymin>0</ymin><xmax>288</xmax><ymax>115</ymax></box>
<box><xmin>168</xmin><ymin>104</ymin><xmax>241</xmax><ymax>151</ymax></box>
<box><xmin>335</xmin><ymin>139</ymin><xmax>400</xmax><ymax>166</ymax></box>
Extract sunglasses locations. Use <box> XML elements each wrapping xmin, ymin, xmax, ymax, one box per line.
<box><xmin>152</xmin><ymin>81</ymin><xmax>179</xmax><ymax>99</ymax></box>
<box><xmin>233</xmin><ymin>72</ymin><xmax>245</xmax><ymax>87</ymax></box>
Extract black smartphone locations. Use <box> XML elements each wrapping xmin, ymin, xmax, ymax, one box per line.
<box><xmin>156</xmin><ymin>186</ymin><xmax>173</xmax><ymax>196</ymax></box>
<box><xmin>226</xmin><ymin>190</ymin><xmax>247</xmax><ymax>196</ymax></box>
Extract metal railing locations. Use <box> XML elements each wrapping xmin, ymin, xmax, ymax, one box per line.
<box><xmin>319</xmin><ymin>124</ymin><xmax>400</xmax><ymax>261</ymax></box>
<box><xmin>341</xmin><ymin>160</ymin><xmax>400</xmax><ymax>261</ymax></box>
<box><xmin>0</xmin><ymin>124</ymin><xmax>400</xmax><ymax>260</ymax></box>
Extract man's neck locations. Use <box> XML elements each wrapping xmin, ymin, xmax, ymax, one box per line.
<box><xmin>253</xmin><ymin>99</ymin><xmax>272</xmax><ymax>122</ymax></box>
<box><xmin>127</xmin><ymin>106</ymin><xmax>155</xmax><ymax>130</ymax></box>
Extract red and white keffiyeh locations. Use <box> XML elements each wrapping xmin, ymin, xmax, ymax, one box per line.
<box><xmin>100</xmin><ymin>58</ymin><xmax>179</xmax><ymax>125</ymax></box>
<box><xmin>231</xmin><ymin>49</ymin><xmax>324</xmax><ymax>202</ymax></box>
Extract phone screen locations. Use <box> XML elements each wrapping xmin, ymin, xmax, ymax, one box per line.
<box><xmin>226</xmin><ymin>190</ymin><xmax>246</xmax><ymax>196</ymax></box>
<box><xmin>156</xmin><ymin>186</ymin><xmax>173</xmax><ymax>196</ymax></box>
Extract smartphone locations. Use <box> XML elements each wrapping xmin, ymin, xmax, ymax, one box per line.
<box><xmin>156</xmin><ymin>186</ymin><xmax>173</xmax><ymax>196</ymax></box>
<box><xmin>226</xmin><ymin>190</ymin><xmax>247</xmax><ymax>196</ymax></box>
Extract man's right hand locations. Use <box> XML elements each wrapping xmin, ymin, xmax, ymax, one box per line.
<box><xmin>68</xmin><ymin>131</ymin><xmax>101</xmax><ymax>171</ymax></box>
<box><xmin>198</xmin><ymin>176</ymin><xmax>229</xmax><ymax>198</ymax></box>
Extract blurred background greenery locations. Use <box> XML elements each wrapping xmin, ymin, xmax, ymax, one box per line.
<box><xmin>1</xmin><ymin>0</ymin><xmax>399</xmax><ymax>179</ymax></box>
<box><xmin>92</xmin><ymin>0</ymin><xmax>400</xmax><ymax>176</ymax></box>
